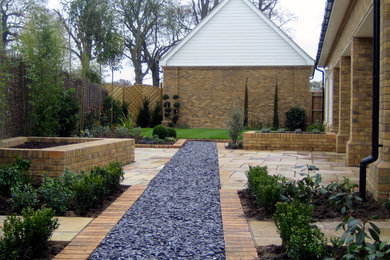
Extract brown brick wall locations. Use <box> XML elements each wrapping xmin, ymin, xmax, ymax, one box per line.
<box><xmin>162</xmin><ymin>66</ymin><xmax>311</xmax><ymax>128</ymax></box>
<box><xmin>346</xmin><ymin>37</ymin><xmax>373</xmax><ymax>166</ymax></box>
<box><xmin>243</xmin><ymin>131</ymin><xmax>336</xmax><ymax>152</ymax></box>
<box><xmin>0</xmin><ymin>137</ymin><xmax>135</xmax><ymax>177</ymax></box>
<box><xmin>331</xmin><ymin>68</ymin><xmax>340</xmax><ymax>133</ymax></box>
<box><xmin>369</xmin><ymin>0</ymin><xmax>390</xmax><ymax>200</ymax></box>
<box><xmin>336</xmin><ymin>56</ymin><xmax>352</xmax><ymax>153</ymax></box>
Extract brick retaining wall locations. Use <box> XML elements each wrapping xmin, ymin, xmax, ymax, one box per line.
<box><xmin>0</xmin><ymin>137</ymin><xmax>135</xmax><ymax>177</ymax></box>
<box><xmin>243</xmin><ymin>131</ymin><xmax>336</xmax><ymax>152</ymax></box>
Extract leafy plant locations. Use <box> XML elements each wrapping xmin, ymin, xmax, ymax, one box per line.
<box><xmin>325</xmin><ymin>177</ymin><xmax>362</xmax><ymax>214</ymax></box>
<box><xmin>173</xmin><ymin>95</ymin><xmax>179</xmax><ymax>99</ymax></box>
<box><xmin>114</xmin><ymin>126</ymin><xmax>132</xmax><ymax>138</ymax></box>
<box><xmin>119</xmin><ymin>114</ymin><xmax>134</xmax><ymax>130</ymax></box>
<box><xmin>40</xmin><ymin>174</ymin><xmax>73</xmax><ymax>215</ymax></box>
<box><xmin>89</xmin><ymin>125</ymin><xmax>111</xmax><ymax>137</ymax></box>
<box><xmin>0</xmin><ymin>206</ymin><xmax>59</xmax><ymax>259</ymax></box>
<box><xmin>163</xmin><ymin>94</ymin><xmax>169</xmax><ymax>100</ymax></box>
<box><xmin>307</xmin><ymin>121</ymin><xmax>325</xmax><ymax>133</ymax></box>
<box><xmin>261</xmin><ymin>127</ymin><xmax>271</xmax><ymax>133</ymax></box>
<box><xmin>136</xmin><ymin>98</ymin><xmax>151</xmax><ymax>127</ymax></box>
<box><xmin>336</xmin><ymin>215</ymin><xmax>390</xmax><ymax>259</ymax></box>
<box><xmin>285</xmin><ymin>106</ymin><xmax>306</xmax><ymax>131</ymax></box>
<box><xmin>153</xmin><ymin>124</ymin><xmax>168</xmax><ymax>139</ymax></box>
<box><xmin>0</xmin><ymin>156</ymin><xmax>31</xmax><ymax>196</ymax></box>
<box><xmin>227</xmin><ymin>104</ymin><xmax>244</xmax><ymax>147</ymax></box>
<box><xmin>10</xmin><ymin>183</ymin><xmax>38</xmax><ymax>213</ymax></box>
<box><xmin>102</xmin><ymin>96</ymin><xmax>124</xmax><ymax>126</ymax></box>
<box><xmin>58</xmin><ymin>88</ymin><xmax>80</xmax><ymax>137</ymax></box>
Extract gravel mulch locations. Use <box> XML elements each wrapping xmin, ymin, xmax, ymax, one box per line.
<box><xmin>89</xmin><ymin>141</ymin><xmax>225</xmax><ymax>259</ymax></box>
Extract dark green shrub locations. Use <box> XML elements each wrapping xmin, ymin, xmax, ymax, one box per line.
<box><xmin>166</xmin><ymin>128</ymin><xmax>177</xmax><ymax>138</ymax></box>
<box><xmin>286</xmin><ymin>225</ymin><xmax>327</xmax><ymax>260</ymax></box>
<box><xmin>150</xmin><ymin>102</ymin><xmax>162</xmax><ymax>128</ymax></box>
<box><xmin>173</xmin><ymin>95</ymin><xmax>179</xmax><ymax>99</ymax></box>
<box><xmin>246</xmin><ymin>166</ymin><xmax>284</xmax><ymax>213</ymax></box>
<box><xmin>326</xmin><ymin>177</ymin><xmax>362</xmax><ymax>214</ymax></box>
<box><xmin>10</xmin><ymin>183</ymin><xmax>38</xmax><ymax>213</ymax></box>
<box><xmin>163</xmin><ymin>101</ymin><xmax>170</xmax><ymax>108</ymax></box>
<box><xmin>153</xmin><ymin>125</ymin><xmax>168</xmax><ymax>139</ymax></box>
<box><xmin>285</xmin><ymin>107</ymin><xmax>306</xmax><ymax>131</ymax></box>
<box><xmin>164</xmin><ymin>107</ymin><xmax>172</xmax><ymax>113</ymax></box>
<box><xmin>58</xmin><ymin>89</ymin><xmax>79</xmax><ymax>137</ymax></box>
<box><xmin>84</xmin><ymin>109</ymin><xmax>100</xmax><ymax>130</ymax></box>
<box><xmin>0</xmin><ymin>206</ymin><xmax>59</xmax><ymax>259</ymax></box>
<box><xmin>91</xmin><ymin>162</ymin><xmax>123</xmax><ymax>195</ymax></box>
<box><xmin>71</xmin><ymin>173</ymin><xmax>97</xmax><ymax>215</ymax></box>
<box><xmin>173</xmin><ymin>102</ymin><xmax>180</xmax><ymax>108</ymax></box>
<box><xmin>0</xmin><ymin>157</ymin><xmax>31</xmax><ymax>196</ymax></box>
<box><xmin>273</xmin><ymin>200</ymin><xmax>313</xmax><ymax>243</ymax></box>
<box><xmin>40</xmin><ymin>174</ymin><xmax>73</xmax><ymax>215</ymax></box>
<box><xmin>136</xmin><ymin>98</ymin><xmax>151</xmax><ymax>128</ymax></box>
<box><xmin>163</xmin><ymin>94</ymin><xmax>169</xmax><ymax>100</ymax></box>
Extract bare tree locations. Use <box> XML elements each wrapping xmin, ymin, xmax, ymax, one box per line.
<box><xmin>143</xmin><ymin>1</ymin><xmax>192</xmax><ymax>86</ymax></box>
<box><xmin>191</xmin><ymin>0</ymin><xmax>219</xmax><ymax>24</ymax></box>
<box><xmin>191</xmin><ymin>0</ymin><xmax>296</xmax><ymax>33</ymax></box>
<box><xmin>0</xmin><ymin>0</ymin><xmax>38</xmax><ymax>48</ymax></box>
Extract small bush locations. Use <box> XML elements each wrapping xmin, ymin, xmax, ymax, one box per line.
<box><xmin>286</xmin><ymin>225</ymin><xmax>327</xmax><ymax>260</ymax></box>
<box><xmin>246</xmin><ymin>166</ymin><xmax>284</xmax><ymax>213</ymax></box>
<box><xmin>91</xmin><ymin>162</ymin><xmax>123</xmax><ymax>195</ymax></box>
<box><xmin>166</xmin><ymin>127</ymin><xmax>177</xmax><ymax>138</ymax></box>
<box><xmin>119</xmin><ymin>114</ymin><xmax>134</xmax><ymax>130</ymax></box>
<box><xmin>285</xmin><ymin>107</ymin><xmax>306</xmax><ymax>131</ymax></box>
<box><xmin>137</xmin><ymin>98</ymin><xmax>151</xmax><ymax>127</ymax></box>
<box><xmin>71</xmin><ymin>173</ymin><xmax>98</xmax><ymax>215</ymax></box>
<box><xmin>40</xmin><ymin>174</ymin><xmax>73</xmax><ymax>215</ymax></box>
<box><xmin>173</xmin><ymin>95</ymin><xmax>179</xmax><ymax>99</ymax></box>
<box><xmin>273</xmin><ymin>200</ymin><xmax>313</xmax><ymax>242</ymax></box>
<box><xmin>0</xmin><ymin>157</ymin><xmax>31</xmax><ymax>196</ymax></box>
<box><xmin>227</xmin><ymin>105</ymin><xmax>244</xmax><ymax>146</ymax></box>
<box><xmin>163</xmin><ymin>94</ymin><xmax>169</xmax><ymax>100</ymax></box>
<box><xmin>0</xmin><ymin>206</ymin><xmax>59</xmax><ymax>259</ymax></box>
<box><xmin>58</xmin><ymin>89</ymin><xmax>80</xmax><ymax>137</ymax></box>
<box><xmin>307</xmin><ymin>121</ymin><xmax>325</xmax><ymax>133</ymax></box>
<box><xmin>261</xmin><ymin>127</ymin><xmax>271</xmax><ymax>133</ymax></box>
<box><xmin>153</xmin><ymin>125</ymin><xmax>168</xmax><ymax>139</ymax></box>
<box><xmin>114</xmin><ymin>126</ymin><xmax>132</xmax><ymax>138</ymax></box>
<box><xmin>10</xmin><ymin>183</ymin><xmax>38</xmax><ymax>213</ymax></box>
<box><xmin>102</xmin><ymin>96</ymin><xmax>124</xmax><ymax>126</ymax></box>
<box><xmin>89</xmin><ymin>125</ymin><xmax>111</xmax><ymax>137</ymax></box>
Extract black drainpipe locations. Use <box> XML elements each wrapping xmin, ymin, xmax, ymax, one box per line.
<box><xmin>359</xmin><ymin>0</ymin><xmax>380</xmax><ymax>200</ymax></box>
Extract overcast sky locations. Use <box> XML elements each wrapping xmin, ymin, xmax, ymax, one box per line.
<box><xmin>47</xmin><ymin>0</ymin><xmax>326</xmax><ymax>83</ymax></box>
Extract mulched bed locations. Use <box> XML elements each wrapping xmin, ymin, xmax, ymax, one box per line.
<box><xmin>238</xmin><ymin>188</ymin><xmax>390</xmax><ymax>259</ymax></box>
<box><xmin>11</xmin><ymin>142</ymin><xmax>77</xmax><ymax>149</ymax></box>
<box><xmin>238</xmin><ymin>188</ymin><xmax>390</xmax><ymax>221</ymax></box>
<box><xmin>0</xmin><ymin>185</ymin><xmax>130</xmax><ymax>218</ymax></box>
<box><xmin>1</xmin><ymin>185</ymin><xmax>130</xmax><ymax>259</ymax></box>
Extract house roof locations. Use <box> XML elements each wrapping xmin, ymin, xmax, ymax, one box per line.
<box><xmin>160</xmin><ymin>0</ymin><xmax>314</xmax><ymax>67</ymax></box>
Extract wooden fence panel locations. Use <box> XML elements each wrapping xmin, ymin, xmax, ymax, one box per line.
<box><xmin>310</xmin><ymin>91</ymin><xmax>323</xmax><ymax>124</ymax></box>
<box><xmin>104</xmin><ymin>84</ymin><xmax>161</xmax><ymax>119</ymax></box>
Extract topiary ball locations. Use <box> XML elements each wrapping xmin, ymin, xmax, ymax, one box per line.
<box><xmin>152</xmin><ymin>125</ymin><xmax>168</xmax><ymax>139</ymax></box>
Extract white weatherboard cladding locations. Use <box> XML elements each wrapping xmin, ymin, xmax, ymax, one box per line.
<box><xmin>164</xmin><ymin>0</ymin><xmax>312</xmax><ymax>66</ymax></box>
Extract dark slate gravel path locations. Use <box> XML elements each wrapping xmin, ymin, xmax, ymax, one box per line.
<box><xmin>89</xmin><ymin>141</ymin><xmax>225</xmax><ymax>260</ymax></box>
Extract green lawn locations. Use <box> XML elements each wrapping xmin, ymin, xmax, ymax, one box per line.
<box><xmin>140</xmin><ymin>128</ymin><xmax>244</xmax><ymax>139</ymax></box>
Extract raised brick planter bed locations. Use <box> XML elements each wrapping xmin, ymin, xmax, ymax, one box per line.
<box><xmin>243</xmin><ymin>131</ymin><xmax>336</xmax><ymax>152</ymax></box>
<box><xmin>0</xmin><ymin>137</ymin><xmax>135</xmax><ymax>177</ymax></box>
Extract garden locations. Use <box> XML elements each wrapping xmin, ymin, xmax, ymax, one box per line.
<box><xmin>0</xmin><ymin>156</ymin><xmax>127</xmax><ymax>259</ymax></box>
<box><xmin>239</xmin><ymin>165</ymin><xmax>390</xmax><ymax>259</ymax></box>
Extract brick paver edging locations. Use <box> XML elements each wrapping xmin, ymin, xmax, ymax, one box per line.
<box><xmin>135</xmin><ymin>139</ymin><xmax>186</xmax><ymax>148</ymax></box>
<box><xmin>220</xmin><ymin>190</ymin><xmax>258</xmax><ymax>260</ymax></box>
<box><xmin>54</xmin><ymin>185</ymin><xmax>147</xmax><ymax>259</ymax></box>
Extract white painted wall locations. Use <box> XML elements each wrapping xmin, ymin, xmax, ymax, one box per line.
<box><xmin>161</xmin><ymin>0</ymin><xmax>313</xmax><ymax>67</ymax></box>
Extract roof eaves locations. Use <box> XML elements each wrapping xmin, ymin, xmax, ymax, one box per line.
<box><xmin>314</xmin><ymin>0</ymin><xmax>335</xmax><ymax>71</ymax></box>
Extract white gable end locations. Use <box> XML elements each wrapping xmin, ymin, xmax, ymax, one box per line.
<box><xmin>161</xmin><ymin>0</ymin><xmax>314</xmax><ymax>67</ymax></box>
